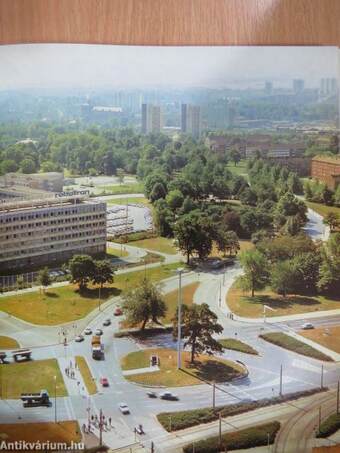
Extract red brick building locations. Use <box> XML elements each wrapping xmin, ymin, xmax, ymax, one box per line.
<box><xmin>311</xmin><ymin>156</ymin><xmax>340</xmax><ymax>190</ymax></box>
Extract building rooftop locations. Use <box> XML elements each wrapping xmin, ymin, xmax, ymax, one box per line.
<box><xmin>312</xmin><ymin>155</ymin><xmax>340</xmax><ymax>165</ymax></box>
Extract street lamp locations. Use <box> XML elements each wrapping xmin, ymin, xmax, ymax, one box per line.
<box><xmin>177</xmin><ymin>267</ymin><xmax>184</xmax><ymax>370</ymax></box>
<box><xmin>54</xmin><ymin>375</ymin><xmax>57</xmax><ymax>423</ymax></box>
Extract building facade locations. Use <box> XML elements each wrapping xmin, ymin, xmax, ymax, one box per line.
<box><xmin>0</xmin><ymin>172</ymin><xmax>64</xmax><ymax>193</ymax></box>
<box><xmin>181</xmin><ymin>104</ymin><xmax>201</xmax><ymax>139</ymax></box>
<box><xmin>311</xmin><ymin>156</ymin><xmax>340</xmax><ymax>190</ymax></box>
<box><xmin>141</xmin><ymin>104</ymin><xmax>161</xmax><ymax>134</ymax></box>
<box><xmin>0</xmin><ymin>194</ymin><xmax>107</xmax><ymax>271</ymax></box>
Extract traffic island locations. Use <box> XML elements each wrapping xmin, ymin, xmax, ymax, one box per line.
<box><xmin>259</xmin><ymin>332</ymin><xmax>333</xmax><ymax>362</ymax></box>
<box><xmin>0</xmin><ymin>421</ymin><xmax>81</xmax><ymax>444</ymax></box>
<box><xmin>0</xmin><ymin>336</ymin><xmax>19</xmax><ymax>349</ymax></box>
<box><xmin>121</xmin><ymin>348</ymin><xmax>245</xmax><ymax>387</ymax></box>
<box><xmin>0</xmin><ymin>358</ymin><xmax>67</xmax><ymax>399</ymax></box>
<box><xmin>218</xmin><ymin>338</ymin><xmax>258</xmax><ymax>355</ymax></box>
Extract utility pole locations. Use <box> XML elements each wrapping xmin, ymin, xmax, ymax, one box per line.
<box><xmin>169</xmin><ymin>415</ymin><xmax>172</xmax><ymax>432</ymax></box>
<box><xmin>279</xmin><ymin>365</ymin><xmax>283</xmax><ymax>397</ymax></box>
<box><xmin>337</xmin><ymin>381</ymin><xmax>339</xmax><ymax>414</ymax></box>
<box><xmin>321</xmin><ymin>365</ymin><xmax>324</xmax><ymax>389</ymax></box>
<box><xmin>177</xmin><ymin>268</ymin><xmax>184</xmax><ymax>369</ymax></box>
<box><xmin>219</xmin><ymin>413</ymin><xmax>222</xmax><ymax>449</ymax></box>
<box><xmin>219</xmin><ymin>280</ymin><xmax>222</xmax><ymax>307</ymax></box>
<box><xmin>98</xmin><ymin>285</ymin><xmax>101</xmax><ymax>311</ymax></box>
<box><xmin>213</xmin><ymin>382</ymin><xmax>216</xmax><ymax>409</ymax></box>
<box><xmin>99</xmin><ymin>409</ymin><xmax>103</xmax><ymax>446</ymax></box>
<box><xmin>54</xmin><ymin>375</ymin><xmax>57</xmax><ymax>423</ymax></box>
<box><xmin>319</xmin><ymin>406</ymin><xmax>322</xmax><ymax>432</ymax></box>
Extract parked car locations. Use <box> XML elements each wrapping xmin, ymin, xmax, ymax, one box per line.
<box><xmin>146</xmin><ymin>391</ymin><xmax>157</xmax><ymax>398</ymax></box>
<box><xmin>114</xmin><ymin>307</ymin><xmax>123</xmax><ymax>316</ymax></box>
<box><xmin>159</xmin><ymin>392</ymin><xmax>179</xmax><ymax>401</ymax></box>
<box><xmin>103</xmin><ymin>319</ymin><xmax>111</xmax><ymax>326</ymax></box>
<box><xmin>118</xmin><ymin>403</ymin><xmax>130</xmax><ymax>414</ymax></box>
<box><xmin>84</xmin><ymin>328</ymin><xmax>92</xmax><ymax>335</ymax></box>
<box><xmin>75</xmin><ymin>335</ymin><xmax>84</xmax><ymax>342</ymax></box>
<box><xmin>100</xmin><ymin>377</ymin><xmax>109</xmax><ymax>387</ymax></box>
<box><xmin>95</xmin><ymin>328</ymin><xmax>103</xmax><ymax>336</ymax></box>
<box><xmin>301</xmin><ymin>322</ymin><xmax>314</xmax><ymax>330</ymax></box>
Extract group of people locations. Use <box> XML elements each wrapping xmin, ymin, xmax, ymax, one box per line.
<box><xmin>82</xmin><ymin>413</ymin><xmax>113</xmax><ymax>434</ymax></box>
<box><xmin>65</xmin><ymin>359</ymin><xmax>78</xmax><ymax>379</ymax></box>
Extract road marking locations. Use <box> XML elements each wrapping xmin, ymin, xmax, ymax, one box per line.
<box><xmin>292</xmin><ymin>359</ymin><xmax>328</xmax><ymax>375</ymax></box>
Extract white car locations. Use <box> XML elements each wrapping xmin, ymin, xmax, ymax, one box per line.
<box><xmin>118</xmin><ymin>403</ymin><xmax>130</xmax><ymax>414</ymax></box>
<box><xmin>301</xmin><ymin>322</ymin><xmax>314</xmax><ymax>330</ymax></box>
<box><xmin>75</xmin><ymin>335</ymin><xmax>84</xmax><ymax>342</ymax></box>
<box><xmin>95</xmin><ymin>328</ymin><xmax>103</xmax><ymax>336</ymax></box>
<box><xmin>84</xmin><ymin>328</ymin><xmax>92</xmax><ymax>335</ymax></box>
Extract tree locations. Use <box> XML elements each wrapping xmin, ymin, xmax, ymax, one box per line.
<box><xmin>20</xmin><ymin>158</ymin><xmax>37</xmax><ymax>174</ymax></box>
<box><xmin>122</xmin><ymin>279</ymin><xmax>166</xmax><ymax>330</ymax></box>
<box><xmin>38</xmin><ymin>267</ymin><xmax>51</xmax><ymax>293</ymax></box>
<box><xmin>1</xmin><ymin>159</ymin><xmax>18</xmax><ymax>174</ymax></box>
<box><xmin>68</xmin><ymin>255</ymin><xmax>96</xmax><ymax>290</ymax></box>
<box><xmin>150</xmin><ymin>182</ymin><xmax>167</xmax><ymax>202</ymax></box>
<box><xmin>270</xmin><ymin>260</ymin><xmax>299</xmax><ymax>297</ymax></box>
<box><xmin>239</xmin><ymin>250</ymin><xmax>269</xmax><ymax>297</ymax></box>
<box><xmin>239</xmin><ymin>188</ymin><xmax>257</xmax><ymax>206</ymax></box>
<box><xmin>323</xmin><ymin>212</ymin><xmax>339</xmax><ymax>232</ymax></box>
<box><xmin>318</xmin><ymin>233</ymin><xmax>340</xmax><ymax>294</ymax></box>
<box><xmin>166</xmin><ymin>189</ymin><xmax>184</xmax><ymax>211</ymax></box>
<box><xmin>229</xmin><ymin>149</ymin><xmax>241</xmax><ymax>166</ymax></box>
<box><xmin>92</xmin><ymin>260</ymin><xmax>115</xmax><ymax>290</ymax></box>
<box><xmin>216</xmin><ymin>230</ymin><xmax>240</xmax><ymax>256</ymax></box>
<box><xmin>172</xmin><ymin>303</ymin><xmax>223</xmax><ymax>363</ymax></box>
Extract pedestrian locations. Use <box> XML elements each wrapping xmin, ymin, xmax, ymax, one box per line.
<box><xmin>108</xmin><ymin>417</ymin><xmax>112</xmax><ymax>426</ymax></box>
<box><xmin>69</xmin><ymin>360</ymin><xmax>72</xmax><ymax>369</ymax></box>
<box><xmin>65</xmin><ymin>367</ymin><xmax>67</xmax><ymax>375</ymax></box>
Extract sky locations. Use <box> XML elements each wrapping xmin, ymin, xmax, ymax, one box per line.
<box><xmin>0</xmin><ymin>44</ymin><xmax>338</xmax><ymax>91</ymax></box>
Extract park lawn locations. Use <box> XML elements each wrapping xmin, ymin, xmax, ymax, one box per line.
<box><xmin>219</xmin><ymin>338</ymin><xmax>258</xmax><ymax>355</ymax></box>
<box><xmin>0</xmin><ymin>263</ymin><xmax>182</xmax><ymax>325</ymax></box>
<box><xmin>226</xmin><ymin>160</ymin><xmax>249</xmax><ymax>180</ymax></box>
<box><xmin>99</xmin><ymin>182</ymin><xmax>144</xmax><ymax>195</ymax></box>
<box><xmin>121</xmin><ymin>348</ymin><xmax>245</xmax><ymax>387</ymax></box>
<box><xmin>75</xmin><ymin>356</ymin><xmax>97</xmax><ymax>395</ymax></box>
<box><xmin>107</xmin><ymin>196</ymin><xmax>150</xmax><ymax>206</ymax></box>
<box><xmin>306</xmin><ymin>201</ymin><xmax>340</xmax><ymax>218</ymax></box>
<box><xmin>0</xmin><ymin>336</ymin><xmax>19</xmax><ymax>349</ymax></box>
<box><xmin>227</xmin><ymin>279</ymin><xmax>340</xmax><ymax>318</ymax></box>
<box><xmin>129</xmin><ymin>237</ymin><xmax>178</xmax><ymax>255</ymax></box>
<box><xmin>300</xmin><ymin>326</ymin><xmax>340</xmax><ymax>354</ymax></box>
<box><xmin>0</xmin><ymin>421</ymin><xmax>81</xmax><ymax>443</ymax></box>
<box><xmin>0</xmin><ymin>359</ymin><xmax>67</xmax><ymax>399</ymax></box>
<box><xmin>260</xmin><ymin>333</ymin><xmax>333</xmax><ymax>362</ymax></box>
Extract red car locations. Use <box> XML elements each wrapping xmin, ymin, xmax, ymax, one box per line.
<box><xmin>114</xmin><ymin>307</ymin><xmax>122</xmax><ymax>316</ymax></box>
<box><xmin>100</xmin><ymin>377</ymin><xmax>109</xmax><ymax>387</ymax></box>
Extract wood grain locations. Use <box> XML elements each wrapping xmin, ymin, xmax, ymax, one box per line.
<box><xmin>0</xmin><ymin>0</ymin><xmax>339</xmax><ymax>46</ymax></box>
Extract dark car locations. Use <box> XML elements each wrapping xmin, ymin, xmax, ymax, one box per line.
<box><xmin>147</xmin><ymin>391</ymin><xmax>157</xmax><ymax>398</ymax></box>
<box><xmin>159</xmin><ymin>392</ymin><xmax>179</xmax><ymax>401</ymax></box>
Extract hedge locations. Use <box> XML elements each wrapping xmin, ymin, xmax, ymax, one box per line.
<box><xmin>182</xmin><ymin>421</ymin><xmax>281</xmax><ymax>453</ymax></box>
<box><xmin>157</xmin><ymin>387</ymin><xmax>327</xmax><ymax>432</ymax></box>
<box><xmin>316</xmin><ymin>413</ymin><xmax>340</xmax><ymax>438</ymax></box>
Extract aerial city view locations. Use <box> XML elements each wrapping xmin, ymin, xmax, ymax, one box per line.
<box><xmin>0</xmin><ymin>45</ymin><xmax>339</xmax><ymax>453</ymax></box>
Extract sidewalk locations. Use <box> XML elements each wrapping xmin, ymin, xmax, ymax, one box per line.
<box><xmin>58</xmin><ymin>356</ymin><xmax>88</xmax><ymax>397</ymax></box>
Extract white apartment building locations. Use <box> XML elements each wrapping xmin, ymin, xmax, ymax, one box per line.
<box><xmin>0</xmin><ymin>193</ymin><xmax>106</xmax><ymax>271</ymax></box>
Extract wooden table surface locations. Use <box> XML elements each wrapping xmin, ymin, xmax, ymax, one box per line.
<box><xmin>0</xmin><ymin>0</ymin><xmax>339</xmax><ymax>46</ymax></box>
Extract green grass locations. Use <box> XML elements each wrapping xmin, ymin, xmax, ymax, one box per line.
<box><xmin>226</xmin><ymin>160</ymin><xmax>249</xmax><ymax>180</ymax></box>
<box><xmin>0</xmin><ymin>336</ymin><xmax>20</xmax><ymax>349</ymax></box>
<box><xmin>0</xmin><ymin>359</ymin><xmax>67</xmax><ymax>398</ymax></box>
<box><xmin>157</xmin><ymin>388</ymin><xmax>326</xmax><ymax>432</ymax></box>
<box><xmin>0</xmin><ymin>263</ymin><xmax>182</xmax><ymax>325</ymax></box>
<box><xmin>183</xmin><ymin>421</ymin><xmax>280</xmax><ymax>453</ymax></box>
<box><xmin>129</xmin><ymin>237</ymin><xmax>178</xmax><ymax>255</ymax></box>
<box><xmin>98</xmin><ymin>182</ymin><xmax>144</xmax><ymax>195</ymax></box>
<box><xmin>0</xmin><ymin>421</ymin><xmax>81</xmax><ymax>444</ymax></box>
<box><xmin>219</xmin><ymin>338</ymin><xmax>258</xmax><ymax>355</ymax></box>
<box><xmin>227</xmin><ymin>278</ymin><xmax>340</xmax><ymax>318</ymax></box>
<box><xmin>107</xmin><ymin>196</ymin><xmax>150</xmax><ymax>206</ymax></box>
<box><xmin>305</xmin><ymin>201</ymin><xmax>340</xmax><ymax>218</ymax></box>
<box><xmin>260</xmin><ymin>332</ymin><xmax>333</xmax><ymax>362</ymax></box>
<box><xmin>75</xmin><ymin>356</ymin><xmax>97</xmax><ymax>395</ymax></box>
<box><xmin>106</xmin><ymin>246</ymin><xmax>129</xmax><ymax>258</ymax></box>
<box><xmin>316</xmin><ymin>413</ymin><xmax>340</xmax><ymax>438</ymax></box>
<box><xmin>121</xmin><ymin>348</ymin><xmax>244</xmax><ymax>387</ymax></box>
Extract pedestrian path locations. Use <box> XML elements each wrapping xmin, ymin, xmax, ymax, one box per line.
<box><xmin>122</xmin><ymin>365</ymin><xmax>160</xmax><ymax>376</ymax></box>
<box><xmin>58</xmin><ymin>356</ymin><xmax>88</xmax><ymax>397</ymax></box>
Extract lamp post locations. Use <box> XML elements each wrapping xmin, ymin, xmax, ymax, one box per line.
<box><xmin>54</xmin><ymin>375</ymin><xmax>57</xmax><ymax>423</ymax></box>
<box><xmin>177</xmin><ymin>267</ymin><xmax>184</xmax><ymax>370</ymax></box>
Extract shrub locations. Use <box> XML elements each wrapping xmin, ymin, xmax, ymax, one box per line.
<box><xmin>316</xmin><ymin>413</ymin><xmax>340</xmax><ymax>438</ymax></box>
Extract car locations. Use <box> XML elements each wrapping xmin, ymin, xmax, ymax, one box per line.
<box><xmin>114</xmin><ymin>307</ymin><xmax>122</xmax><ymax>316</ymax></box>
<box><xmin>95</xmin><ymin>328</ymin><xmax>103</xmax><ymax>336</ymax></box>
<box><xmin>146</xmin><ymin>391</ymin><xmax>157</xmax><ymax>398</ymax></box>
<box><xmin>103</xmin><ymin>319</ymin><xmax>111</xmax><ymax>326</ymax></box>
<box><xmin>84</xmin><ymin>328</ymin><xmax>92</xmax><ymax>335</ymax></box>
<box><xmin>75</xmin><ymin>335</ymin><xmax>84</xmax><ymax>342</ymax></box>
<box><xmin>159</xmin><ymin>392</ymin><xmax>179</xmax><ymax>401</ymax></box>
<box><xmin>118</xmin><ymin>403</ymin><xmax>130</xmax><ymax>414</ymax></box>
<box><xmin>100</xmin><ymin>377</ymin><xmax>109</xmax><ymax>387</ymax></box>
<box><xmin>302</xmin><ymin>322</ymin><xmax>314</xmax><ymax>330</ymax></box>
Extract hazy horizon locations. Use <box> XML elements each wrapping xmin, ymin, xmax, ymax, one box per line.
<box><xmin>0</xmin><ymin>44</ymin><xmax>338</xmax><ymax>92</ymax></box>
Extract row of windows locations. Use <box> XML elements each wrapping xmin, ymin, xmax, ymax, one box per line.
<box><xmin>0</xmin><ymin>222</ymin><xmax>105</xmax><ymax>239</ymax></box>
<box><xmin>2</xmin><ymin>228</ymin><xmax>106</xmax><ymax>242</ymax></box>
<box><xmin>1</xmin><ymin>214</ymin><xmax>106</xmax><ymax>232</ymax></box>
